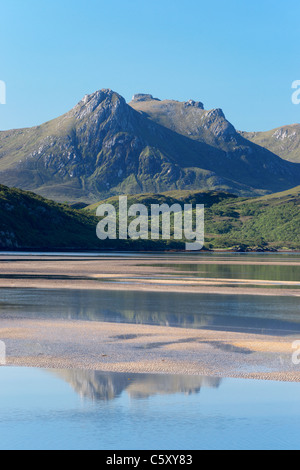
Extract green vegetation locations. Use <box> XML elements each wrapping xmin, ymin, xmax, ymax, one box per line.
<box><xmin>0</xmin><ymin>184</ymin><xmax>299</xmax><ymax>251</ymax></box>
<box><xmin>0</xmin><ymin>184</ymin><xmax>100</xmax><ymax>250</ymax></box>
<box><xmin>204</xmin><ymin>195</ymin><xmax>300</xmax><ymax>251</ymax></box>
<box><xmin>86</xmin><ymin>187</ymin><xmax>300</xmax><ymax>251</ymax></box>
<box><xmin>0</xmin><ymin>185</ymin><xmax>184</xmax><ymax>251</ymax></box>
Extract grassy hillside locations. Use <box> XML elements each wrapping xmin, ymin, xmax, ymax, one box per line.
<box><xmin>0</xmin><ymin>184</ymin><xmax>299</xmax><ymax>251</ymax></box>
<box><xmin>204</xmin><ymin>189</ymin><xmax>300</xmax><ymax>250</ymax></box>
<box><xmin>0</xmin><ymin>185</ymin><xmax>183</xmax><ymax>251</ymax></box>
<box><xmin>0</xmin><ymin>185</ymin><xmax>101</xmax><ymax>250</ymax></box>
<box><xmin>86</xmin><ymin>188</ymin><xmax>300</xmax><ymax>251</ymax></box>
<box><xmin>240</xmin><ymin>125</ymin><xmax>300</xmax><ymax>163</ymax></box>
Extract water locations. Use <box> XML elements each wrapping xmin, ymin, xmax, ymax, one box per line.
<box><xmin>154</xmin><ymin>262</ymin><xmax>300</xmax><ymax>283</ymax></box>
<box><xmin>0</xmin><ymin>253</ymin><xmax>299</xmax><ymax>450</ymax></box>
<box><xmin>0</xmin><ymin>287</ymin><xmax>299</xmax><ymax>334</ymax></box>
<box><xmin>1</xmin><ymin>252</ymin><xmax>300</xmax><ymax>334</ymax></box>
<box><xmin>0</xmin><ymin>367</ymin><xmax>299</xmax><ymax>450</ymax></box>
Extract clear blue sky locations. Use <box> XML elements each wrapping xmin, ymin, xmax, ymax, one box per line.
<box><xmin>1</xmin><ymin>0</ymin><xmax>299</xmax><ymax>131</ymax></box>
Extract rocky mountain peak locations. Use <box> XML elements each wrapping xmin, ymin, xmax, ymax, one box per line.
<box><xmin>0</xmin><ymin>88</ymin><xmax>299</xmax><ymax>203</ymax></box>
<box><xmin>71</xmin><ymin>89</ymin><xmax>126</xmax><ymax>120</ymax></box>
<box><xmin>202</xmin><ymin>108</ymin><xmax>236</xmax><ymax>139</ymax></box>
<box><xmin>131</xmin><ymin>94</ymin><xmax>161</xmax><ymax>103</ymax></box>
<box><xmin>184</xmin><ymin>99</ymin><xmax>204</xmax><ymax>109</ymax></box>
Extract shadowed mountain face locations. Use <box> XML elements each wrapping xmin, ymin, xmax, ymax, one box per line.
<box><xmin>0</xmin><ymin>184</ymin><xmax>100</xmax><ymax>250</ymax></box>
<box><xmin>0</xmin><ymin>89</ymin><xmax>300</xmax><ymax>203</ymax></box>
<box><xmin>53</xmin><ymin>370</ymin><xmax>222</xmax><ymax>401</ymax></box>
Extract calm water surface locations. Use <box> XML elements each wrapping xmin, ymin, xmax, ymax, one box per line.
<box><xmin>0</xmin><ymin>288</ymin><xmax>299</xmax><ymax>334</ymax></box>
<box><xmin>0</xmin><ymin>367</ymin><xmax>299</xmax><ymax>450</ymax></box>
<box><xmin>154</xmin><ymin>262</ymin><xmax>300</xmax><ymax>282</ymax></box>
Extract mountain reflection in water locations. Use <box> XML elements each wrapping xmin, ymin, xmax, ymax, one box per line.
<box><xmin>1</xmin><ymin>288</ymin><xmax>300</xmax><ymax>334</ymax></box>
<box><xmin>52</xmin><ymin>370</ymin><xmax>222</xmax><ymax>401</ymax></box>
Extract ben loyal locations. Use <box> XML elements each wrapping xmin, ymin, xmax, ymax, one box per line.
<box><xmin>1</xmin><ymin>89</ymin><xmax>300</xmax><ymax>204</ymax></box>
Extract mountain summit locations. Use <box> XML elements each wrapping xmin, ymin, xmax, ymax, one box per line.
<box><xmin>0</xmin><ymin>89</ymin><xmax>299</xmax><ymax>203</ymax></box>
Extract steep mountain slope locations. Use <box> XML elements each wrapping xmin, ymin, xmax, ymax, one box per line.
<box><xmin>240</xmin><ymin>125</ymin><xmax>300</xmax><ymax>163</ymax></box>
<box><xmin>129</xmin><ymin>94</ymin><xmax>236</xmax><ymax>149</ymax></box>
<box><xmin>0</xmin><ymin>89</ymin><xmax>300</xmax><ymax>203</ymax></box>
<box><xmin>130</xmin><ymin>94</ymin><xmax>300</xmax><ymax>190</ymax></box>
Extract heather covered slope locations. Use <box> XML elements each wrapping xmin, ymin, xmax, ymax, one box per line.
<box><xmin>0</xmin><ymin>184</ymin><xmax>186</xmax><ymax>251</ymax></box>
<box><xmin>0</xmin><ymin>184</ymin><xmax>100</xmax><ymax>250</ymax></box>
<box><xmin>0</xmin><ymin>183</ymin><xmax>299</xmax><ymax>251</ymax></box>
<box><xmin>86</xmin><ymin>187</ymin><xmax>300</xmax><ymax>251</ymax></box>
<box><xmin>0</xmin><ymin>90</ymin><xmax>300</xmax><ymax>204</ymax></box>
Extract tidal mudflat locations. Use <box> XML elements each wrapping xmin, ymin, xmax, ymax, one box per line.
<box><xmin>0</xmin><ymin>252</ymin><xmax>300</xmax><ymax>296</ymax></box>
<box><xmin>0</xmin><ymin>253</ymin><xmax>299</xmax><ymax>381</ymax></box>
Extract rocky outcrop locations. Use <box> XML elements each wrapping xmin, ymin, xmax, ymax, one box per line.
<box><xmin>131</xmin><ymin>94</ymin><xmax>160</xmax><ymax>103</ymax></box>
<box><xmin>202</xmin><ymin>108</ymin><xmax>236</xmax><ymax>141</ymax></box>
<box><xmin>184</xmin><ymin>99</ymin><xmax>204</xmax><ymax>109</ymax></box>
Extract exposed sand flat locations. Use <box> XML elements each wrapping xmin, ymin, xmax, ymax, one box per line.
<box><xmin>1</xmin><ymin>254</ymin><xmax>300</xmax><ymax>265</ymax></box>
<box><xmin>0</xmin><ymin>255</ymin><xmax>299</xmax><ymax>296</ymax></box>
<box><xmin>0</xmin><ymin>254</ymin><xmax>300</xmax><ymax>382</ymax></box>
<box><xmin>1</xmin><ymin>318</ymin><xmax>300</xmax><ymax>382</ymax></box>
<box><xmin>0</xmin><ymin>278</ymin><xmax>299</xmax><ymax>297</ymax></box>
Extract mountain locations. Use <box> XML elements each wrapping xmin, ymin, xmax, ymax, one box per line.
<box><xmin>240</xmin><ymin>125</ymin><xmax>300</xmax><ymax>163</ymax></box>
<box><xmin>129</xmin><ymin>94</ymin><xmax>300</xmax><ymax>187</ymax></box>
<box><xmin>0</xmin><ymin>89</ymin><xmax>300</xmax><ymax>203</ymax></box>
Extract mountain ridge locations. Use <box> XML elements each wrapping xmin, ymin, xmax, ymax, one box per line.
<box><xmin>240</xmin><ymin>124</ymin><xmax>300</xmax><ymax>163</ymax></box>
<box><xmin>0</xmin><ymin>89</ymin><xmax>299</xmax><ymax>203</ymax></box>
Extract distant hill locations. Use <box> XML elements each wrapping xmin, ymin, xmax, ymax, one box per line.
<box><xmin>1</xmin><ymin>89</ymin><xmax>300</xmax><ymax>204</ymax></box>
<box><xmin>86</xmin><ymin>187</ymin><xmax>300</xmax><ymax>251</ymax></box>
<box><xmin>85</xmin><ymin>189</ymin><xmax>235</xmax><ymax>214</ymax></box>
<box><xmin>0</xmin><ymin>183</ymin><xmax>299</xmax><ymax>252</ymax></box>
<box><xmin>254</xmin><ymin>184</ymin><xmax>300</xmax><ymax>201</ymax></box>
<box><xmin>240</xmin><ymin>125</ymin><xmax>300</xmax><ymax>163</ymax></box>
